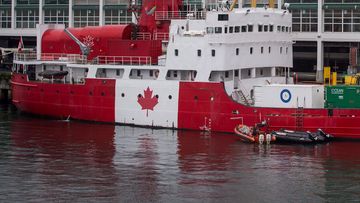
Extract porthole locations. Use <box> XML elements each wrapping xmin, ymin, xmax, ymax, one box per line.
<box><xmin>70</xmin><ymin>91</ymin><xmax>74</xmax><ymax>94</ymax></box>
<box><xmin>168</xmin><ymin>95</ymin><xmax>172</xmax><ymax>100</ymax></box>
<box><xmin>210</xmin><ymin>96</ymin><xmax>214</xmax><ymax>101</ymax></box>
<box><xmin>56</xmin><ymin>90</ymin><xmax>59</xmax><ymax>94</ymax></box>
<box><xmin>103</xmin><ymin>80</ymin><xmax>107</xmax><ymax>84</ymax></box>
<box><xmin>101</xmin><ymin>92</ymin><xmax>105</xmax><ymax>96</ymax></box>
<box><xmin>194</xmin><ymin>96</ymin><xmax>198</xmax><ymax>100</ymax></box>
<box><xmin>121</xmin><ymin>93</ymin><xmax>125</xmax><ymax>97</ymax></box>
<box><xmin>155</xmin><ymin>95</ymin><xmax>159</xmax><ymax>99</ymax></box>
<box><xmin>40</xmin><ymin>89</ymin><xmax>44</xmax><ymax>92</ymax></box>
<box><xmin>89</xmin><ymin>91</ymin><xmax>93</xmax><ymax>96</ymax></box>
<box><xmin>138</xmin><ymin>94</ymin><xmax>142</xmax><ymax>98</ymax></box>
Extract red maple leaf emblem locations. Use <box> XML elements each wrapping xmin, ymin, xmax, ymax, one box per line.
<box><xmin>137</xmin><ymin>87</ymin><xmax>159</xmax><ymax>117</ymax></box>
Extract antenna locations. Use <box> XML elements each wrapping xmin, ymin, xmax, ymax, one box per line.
<box><xmin>64</xmin><ymin>28</ymin><xmax>90</xmax><ymax>57</ymax></box>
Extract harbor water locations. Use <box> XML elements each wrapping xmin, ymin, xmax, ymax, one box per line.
<box><xmin>0</xmin><ymin>103</ymin><xmax>360</xmax><ymax>202</ymax></box>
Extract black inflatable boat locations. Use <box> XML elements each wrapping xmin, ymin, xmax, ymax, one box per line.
<box><xmin>271</xmin><ymin>129</ymin><xmax>333</xmax><ymax>144</ymax></box>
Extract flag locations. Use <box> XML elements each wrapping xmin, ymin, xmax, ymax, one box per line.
<box><xmin>18</xmin><ymin>36</ymin><xmax>24</xmax><ymax>52</ymax></box>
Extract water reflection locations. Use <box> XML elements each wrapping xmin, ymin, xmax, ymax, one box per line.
<box><xmin>0</xmin><ymin>108</ymin><xmax>360</xmax><ymax>202</ymax></box>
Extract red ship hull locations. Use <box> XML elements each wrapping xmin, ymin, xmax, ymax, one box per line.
<box><xmin>11</xmin><ymin>73</ymin><xmax>360</xmax><ymax>139</ymax></box>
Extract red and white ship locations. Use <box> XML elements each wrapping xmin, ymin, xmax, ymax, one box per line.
<box><xmin>10</xmin><ymin>0</ymin><xmax>360</xmax><ymax>139</ymax></box>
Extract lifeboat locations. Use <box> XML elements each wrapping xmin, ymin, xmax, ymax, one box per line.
<box><xmin>234</xmin><ymin>124</ymin><xmax>276</xmax><ymax>144</ymax></box>
<box><xmin>271</xmin><ymin>129</ymin><xmax>333</xmax><ymax>144</ymax></box>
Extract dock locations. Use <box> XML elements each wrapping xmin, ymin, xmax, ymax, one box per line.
<box><xmin>0</xmin><ymin>71</ymin><xmax>11</xmax><ymax>102</ymax></box>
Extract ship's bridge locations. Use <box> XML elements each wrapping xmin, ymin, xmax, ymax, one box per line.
<box><xmin>166</xmin><ymin>7</ymin><xmax>293</xmax><ymax>77</ymax></box>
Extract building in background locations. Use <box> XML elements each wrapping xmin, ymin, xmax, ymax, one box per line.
<box><xmin>1</xmin><ymin>0</ymin><xmax>360</xmax><ymax>81</ymax></box>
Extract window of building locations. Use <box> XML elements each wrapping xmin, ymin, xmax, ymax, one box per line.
<box><xmin>44</xmin><ymin>9</ymin><xmax>69</xmax><ymax>26</ymax></box>
<box><xmin>105</xmin><ymin>9</ymin><xmax>131</xmax><ymax>25</ymax></box>
<box><xmin>16</xmin><ymin>8</ymin><xmax>39</xmax><ymax>28</ymax></box>
<box><xmin>73</xmin><ymin>9</ymin><xmax>99</xmax><ymax>27</ymax></box>
<box><xmin>0</xmin><ymin>8</ymin><xmax>11</xmax><ymax>28</ymax></box>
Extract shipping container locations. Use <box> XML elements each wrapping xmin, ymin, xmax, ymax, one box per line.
<box><xmin>254</xmin><ymin>84</ymin><xmax>324</xmax><ymax>108</ymax></box>
<box><xmin>325</xmin><ymin>85</ymin><xmax>360</xmax><ymax>109</ymax></box>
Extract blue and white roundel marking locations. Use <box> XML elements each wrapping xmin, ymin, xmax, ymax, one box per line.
<box><xmin>280</xmin><ymin>89</ymin><xmax>292</xmax><ymax>103</ymax></box>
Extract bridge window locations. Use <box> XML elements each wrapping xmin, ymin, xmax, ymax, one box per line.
<box><xmin>248</xmin><ymin>25</ymin><xmax>253</xmax><ymax>32</ymax></box>
<box><xmin>236</xmin><ymin>48</ymin><xmax>239</xmax><ymax>56</ymax></box>
<box><xmin>269</xmin><ymin>47</ymin><xmax>271</xmax><ymax>53</ymax></box>
<box><xmin>270</xmin><ymin>25</ymin><xmax>274</xmax><ymax>32</ymax></box>
<box><xmin>277</xmin><ymin>25</ymin><xmax>281</xmax><ymax>32</ymax></box>
<box><xmin>197</xmin><ymin>49</ymin><xmax>201</xmax><ymax>57</ymax></box>
<box><xmin>261</xmin><ymin>47</ymin><xmax>264</xmax><ymax>54</ymax></box>
<box><xmin>258</xmin><ymin>24</ymin><xmax>263</xmax><ymax>32</ymax></box>
<box><xmin>175</xmin><ymin>49</ymin><xmax>179</xmax><ymax>56</ymax></box>
<box><xmin>264</xmin><ymin>25</ymin><xmax>268</xmax><ymax>32</ymax></box>
<box><xmin>212</xmin><ymin>49</ymin><xmax>216</xmax><ymax>57</ymax></box>
<box><xmin>250</xmin><ymin>47</ymin><xmax>253</xmax><ymax>54</ymax></box>
<box><xmin>218</xmin><ymin>14</ymin><xmax>229</xmax><ymax>21</ymax></box>
<box><xmin>225</xmin><ymin>26</ymin><xmax>228</xmax><ymax>34</ymax></box>
<box><xmin>215</xmin><ymin>27</ymin><xmax>222</xmax><ymax>34</ymax></box>
<box><xmin>229</xmin><ymin>26</ymin><xmax>233</xmax><ymax>33</ymax></box>
<box><xmin>235</xmin><ymin>26</ymin><xmax>240</xmax><ymax>33</ymax></box>
<box><xmin>206</xmin><ymin>27</ymin><xmax>214</xmax><ymax>34</ymax></box>
<box><xmin>241</xmin><ymin>25</ymin><xmax>247</xmax><ymax>32</ymax></box>
<box><xmin>280</xmin><ymin>47</ymin><xmax>283</xmax><ymax>54</ymax></box>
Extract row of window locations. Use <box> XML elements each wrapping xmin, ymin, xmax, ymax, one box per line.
<box><xmin>0</xmin><ymin>8</ymin><xmax>132</xmax><ymax>28</ymax></box>
<box><xmin>206</xmin><ymin>24</ymin><xmax>291</xmax><ymax>34</ymax></box>
<box><xmin>174</xmin><ymin>46</ymin><xmax>290</xmax><ymax>57</ymax></box>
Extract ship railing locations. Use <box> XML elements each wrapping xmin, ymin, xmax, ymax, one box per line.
<box><xmin>94</xmin><ymin>56</ymin><xmax>152</xmax><ymax>65</ymax></box>
<box><xmin>15</xmin><ymin>52</ymin><xmax>87</xmax><ymax>64</ymax></box>
<box><xmin>136</xmin><ymin>32</ymin><xmax>152</xmax><ymax>40</ymax></box>
<box><xmin>153</xmin><ymin>32</ymin><xmax>169</xmax><ymax>41</ymax></box>
<box><xmin>155</xmin><ymin>11</ymin><xmax>206</xmax><ymax>21</ymax></box>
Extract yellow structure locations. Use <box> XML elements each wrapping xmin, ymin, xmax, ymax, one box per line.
<box><xmin>332</xmin><ymin>72</ymin><xmax>337</xmax><ymax>86</ymax></box>
<box><xmin>230</xmin><ymin>0</ymin><xmax>238</xmax><ymax>11</ymax></box>
<box><xmin>344</xmin><ymin>74</ymin><xmax>360</xmax><ymax>85</ymax></box>
<box><xmin>269</xmin><ymin>0</ymin><xmax>275</xmax><ymax>8</ymax></box>
<box><xmin>251</xmin><ymin>0</ymin><xmax>257</xmax><ymax>8</ymax></box>
<box><xmin>324</xmin><ymin>66</ymin><xmax>331</xmax><ymax>84</ymax></box>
